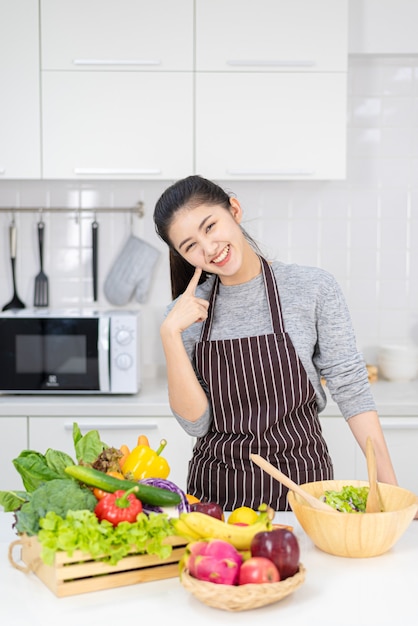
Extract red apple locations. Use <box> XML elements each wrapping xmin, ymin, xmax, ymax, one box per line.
<box><xmin>238</xmin><ymin>557</ymin><xmax>280</xmax><ymax>585</ymax></box>
<box><xmin>250</xmin><ymin>528</ymin><xmax>300</xmax><ymax>580</ymax></box>
<box><xmin>190</xmin><ymin>500</ymin><xmax>224</xmax><ymax>520</ymax></box>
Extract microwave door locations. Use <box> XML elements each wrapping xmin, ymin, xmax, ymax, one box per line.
<box><xmin>0</xmin><ymin>317</ymin><xmax>101</xmax><ymax>392</ymax></box>
<box><xmin>98</xmin><ymin>316</ymin><xmax>110</xmax><ymax>392</ymax></box>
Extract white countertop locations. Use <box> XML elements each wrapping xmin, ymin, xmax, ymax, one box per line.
<box><xmin>0</xmin><ymin>376</ymin><xmax>171</xmax><ymax>417</ymax></box>
<box><xmin>1</xmin><ymin>376</ymin><xmax>418</xmax><ymax>417</ymax></box>
<box><xmin>1</xmin><ymin>510</ymin><xmax>417</xmax><ymax>626</ymax></box>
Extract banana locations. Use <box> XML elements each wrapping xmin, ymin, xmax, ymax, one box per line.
<box><xmin>170</xmin><ymin>517</ymin><xmax>202</xmax><ymax>541</ymax></box>
<box><xmin>177</xmin><ymin>505</ymin><xmax>274</xmax><ymax>551</ymax></box>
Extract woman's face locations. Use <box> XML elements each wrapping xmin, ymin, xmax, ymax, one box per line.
<box><xmin>168</xmin><ymin>198</ymin><xmax>256</xmax><ymax>284</ymax></box>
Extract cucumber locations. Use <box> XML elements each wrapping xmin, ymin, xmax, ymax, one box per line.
<box><xmin>64</xmin><ymin>465</ymin><xmax>181</xmax><ymax>507</ymax></box>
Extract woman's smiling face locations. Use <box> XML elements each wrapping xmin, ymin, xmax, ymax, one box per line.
<box><xmin>167</xmin><ymin>198</ymin><xmax>256</xmax><ymax>284</ymax></box>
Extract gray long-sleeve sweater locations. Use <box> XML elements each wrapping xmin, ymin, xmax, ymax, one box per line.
<box><xmin>166</xmin><ymin>260</ymin><xmax>376</xmax><ymax>437</ymax></box>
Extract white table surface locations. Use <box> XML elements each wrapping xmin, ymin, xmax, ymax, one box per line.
<box><xmin>1</xmin><ymin>511</ymin><xmax>417</xmax><ymax>626</ymax></box>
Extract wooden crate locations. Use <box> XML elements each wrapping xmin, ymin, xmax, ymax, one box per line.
<box><xmin>14</xmin><ymin>534</ymin><xmax>187</xmax><ymax>597</ymax></box>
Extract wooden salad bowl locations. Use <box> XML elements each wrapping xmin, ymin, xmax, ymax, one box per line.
<box><xmin>287</xmin><ymin>479</ymin><xmax>418</xmax><ymax>558</ymax></box>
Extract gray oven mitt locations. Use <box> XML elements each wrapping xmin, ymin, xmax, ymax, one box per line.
<box><xmin>104</xmin><ymin>235</ymin><xmax>160</xmax><ymax>305</ymax></box>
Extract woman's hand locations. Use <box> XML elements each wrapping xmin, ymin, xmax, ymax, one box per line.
<box><xmin>160</xmin><ymin>267</ymin><xmax>210</xmax><ymax>421</ymax></box>
<box><xmin>162</xmin><ymin>267</ymin><xmax>209</xmax><ymax>336</ymax></box>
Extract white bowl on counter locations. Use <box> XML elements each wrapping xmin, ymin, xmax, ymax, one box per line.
<box><xmin>377</xmin><ymin>344</ymin><xmax>418</xmax><ymax>382</ymax></box>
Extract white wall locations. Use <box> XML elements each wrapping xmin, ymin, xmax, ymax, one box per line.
<box><xmin>1</xmin><ymin>56</ymin><xmax>417</xmax><ymax>373</ymax></box>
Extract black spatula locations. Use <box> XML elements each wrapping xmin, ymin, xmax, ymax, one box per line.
<box><xmin>92</xmin><ymin>217</ymin><xmax>99</xmax><ymax>301</ymax></box>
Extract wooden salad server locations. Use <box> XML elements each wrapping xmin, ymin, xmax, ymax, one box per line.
<box><xmin>250</xmin><ymin>454</ymin><xmax>336</xmax><ymax>512</ymax></box>
<box><xmin>365</xmin><ymin>437</ymin><xmax>382</xmax><ymax>513</ymax></box>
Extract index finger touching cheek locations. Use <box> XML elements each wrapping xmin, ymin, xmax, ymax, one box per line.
<box><xmin>185</xmin><ymin>266</ymin><xmax>203</xmax><ymax>294</ymax></box>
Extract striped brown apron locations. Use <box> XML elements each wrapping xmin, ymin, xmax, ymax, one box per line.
<box><xmin>188</xmin><ymin>256</ymin><xmax>333</xmax><ymax>510</ymax></box>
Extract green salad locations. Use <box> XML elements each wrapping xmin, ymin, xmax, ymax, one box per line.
<box><xmin>321</xmin><ymin>485</ymin><xmax>369</xmax><ymax>513</ymax></box>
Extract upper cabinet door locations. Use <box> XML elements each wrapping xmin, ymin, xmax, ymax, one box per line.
<box><xmin>196</xmin><ymin>0</ymin><xmax>348</xmax><ymax>72</ymax></box>
<box><xmin>0</xmin><ymin>0</ymin><xmax>40</xmax><ymax>179</ymax></box>
<box><xmin>195</xmin><ymin>73</ymin><xmax>346</xmax><ymax>181</ymax></box>
<box><xmin>349</xmin><ymin>0</ymin><xmax>418</xmax><ymax>54</ymax></box>
<box><xmin>40</xmin><ymin>0</ymin><xmax>194</xmax><ymax>71</ymax></box>
<box><xmin>42</xmin><ymin>72</ymin><xmax>193</xmax><ymax>180</ymax></box>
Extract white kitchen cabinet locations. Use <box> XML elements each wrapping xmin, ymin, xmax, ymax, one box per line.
<box><xmin>0</xmin><ymin>0</ymin><xmax>40</xmax><ymax>179</ymax></box>
<box><xmin>319</xmin><ymin>416</ymin><xmax>357</xmax><ymax>480</ymax></box>
<box><xmin>355</xmin><ymin>418</ymin><xmax>418</xmax><ymax>496</ymax></box>
<box><xmin>349</xmin><ymin>0</ymin><xmax>418</xmax><ymax>54</ymax></box>
<box><xmin>0</xmin><ymin>417</ymin><xmax>28</xmax><ymax>493</ymax></box>
<box><xmin>42</xmin><ymin>72</ymin><xmax>193</xmax><ymax>180</ymax></box>
<box><xmin>194</xmin><ymin>0</ymin><xmax>348</xmax><ymax>180</ymax></box>
<box><xmin>40</xmin><ymin>0</ymin><xmax>194</xmax><ymax>180</ymax></box>
<box><xmin>40</xmin><ymin>0</ymin><xmax>193</xmax><ymax>71</ymax></box>
<box><xmin>196</xmin><ymin>73</ymin><xmax>347</xmax><ymax>180</ymax></box>
<box><xmin>322</xmin><ymin>412</ymin><xmax>418</xmax><ymax>496</ymax></box>
<box><xmin>28</xmin><ymin>416</ymin><xmax>194</xmax><ymax>492</ymax></box>
<box><xmin>196</xmin><ymin>0</ymin><xmax>347</xmax><ymax>72</ymax></box>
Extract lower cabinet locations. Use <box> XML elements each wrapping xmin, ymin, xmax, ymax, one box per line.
<box><xmin>319</xmin><ymin>416</ymin><xmax>357</xmax><ymax>480</ymax></box>
<box><xmin>0</xmin><ymin>417</ymin><xmax>28</xmax><ymax>493</ymax></box>
<box><xmin>355</xmin><ymin>418</ymin><xmax>418</xmax><ymax>496</ymax></box>
<box><xmin>28</xmin><ymin>416</ymin><xmax>194</xmax><ymax>492</ymax></box>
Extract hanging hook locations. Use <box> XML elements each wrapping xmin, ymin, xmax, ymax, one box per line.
<box><xmin>135</xmin><ymin>201</ymin><xmax>145</xmax><ymax>219</ymax></box>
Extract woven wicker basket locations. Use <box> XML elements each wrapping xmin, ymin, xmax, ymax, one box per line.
<box><xmin>180</xmin><ymin>563</ymin><xmax>306</xmax><ymax>612</ymax></box>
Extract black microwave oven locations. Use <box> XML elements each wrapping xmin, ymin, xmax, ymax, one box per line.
<box><xmin>0</xmin><ymin>309</ymin><xmax>140</xmax><ymax>394</ymax></box>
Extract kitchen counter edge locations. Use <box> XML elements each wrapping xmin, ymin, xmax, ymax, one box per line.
<box><xmin>1</xmin><ymin>377</ymin><xmax>418</xmax><ymax>417</ymax></box>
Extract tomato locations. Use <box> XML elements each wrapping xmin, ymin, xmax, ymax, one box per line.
<box><xmin>238</xmin><ymin>556</ymin><xmax>280</xmax><ymax>585</ymax></box>
<box><xmin>227</xmin><ymin>506</ymin><xmax>259</xmax><ymax>525</ymax></box>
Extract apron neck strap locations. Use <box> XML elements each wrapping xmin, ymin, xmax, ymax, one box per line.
<box><xmin>199</xmin><ymin>256</ymin><xmax>285</xmax><ymax>341</ymax></box>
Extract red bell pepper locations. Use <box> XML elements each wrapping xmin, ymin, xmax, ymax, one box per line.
<box><xmin>94</xmin><ymin>486</ymin><xmax>143</xmax><ymax>526</ymax></box>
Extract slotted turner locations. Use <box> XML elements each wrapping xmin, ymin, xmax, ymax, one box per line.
<box><xmin>33</xmin><ymin>218</ymin><xmax>49</xmax><ymax>307</ymax></box>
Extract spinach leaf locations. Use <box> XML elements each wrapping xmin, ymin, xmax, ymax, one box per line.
<box><xmin>72</xmin><ymin>422</ymin><xmax>83</xmax><ymax>448</ymax></box>
<box><xmin>73</xmin><ymin>423</ymin><xmax>107</xmax><ymax>465</ymax></box>
<box><xmin>0</xmin><ymin>490</ymin><xmax>29</xmax><ymax>513</ymax></box>
<box><xmin>45</xmin><ymin>449</ymin><xmax>75</xmax><ymax>477</ymax></box>
<box><xmin>13</xmin><ymin>451</ymin><xmax>62</xmax><ymax>492</ymax></box>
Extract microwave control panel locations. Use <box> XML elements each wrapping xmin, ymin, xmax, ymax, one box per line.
<box><xmin>110</xmin><ymin>314</ymin><xmax>140</xmax><ymax>393</ymax></box>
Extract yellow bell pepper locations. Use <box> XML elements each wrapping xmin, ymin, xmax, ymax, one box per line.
<box><xmin>122</xmin><ymin>439</ymin><xmax>170</xmax><ymax>480</ymax></box>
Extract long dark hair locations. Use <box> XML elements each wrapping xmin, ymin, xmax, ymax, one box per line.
<box><xmin>154</xmin><ymin>175</ymin><xmax>259</xmax><ymax>299</ymax></box>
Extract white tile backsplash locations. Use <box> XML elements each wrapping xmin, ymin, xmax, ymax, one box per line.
<box><xmin>1</xmin><ymin>56</ymin><xmax>418</xmax><ymax>371</ymax></box>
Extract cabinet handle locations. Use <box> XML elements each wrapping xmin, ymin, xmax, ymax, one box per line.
<box><xmin>381</xmin><ymin>420</ymin><xmax>418</xmax><ymax>430</ymax></box>
<box><xmin>64</xmin><ymin>422</ymin><xmax>159</xmax><ymax>431</ymax></box>
<box><xmin>74</xmin><ymin>168</ymin><xmax>161</xmax><ymax>176</ymax></box>
<box><xmin>73</xmin><ymin>59</ymin><xmax>162</xmax><ymax>66</ymax></box>
<box><xmin>225</xmin><ymin>168</ymin><xmax>315</xmax><ymax>176</ymax></box>
<box><xmin>226</xmin><ymin>59</ymin><xmax>316</xmax><ymax>68</ymax></box>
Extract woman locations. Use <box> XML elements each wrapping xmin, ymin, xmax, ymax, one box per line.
<box><xmin>154</xmin><ymin>175</ymin><xmax>397</xmax><ymax>511</ymax></box>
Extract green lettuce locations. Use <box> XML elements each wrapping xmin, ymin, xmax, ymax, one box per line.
<box><xmin>37</xmin><ymin>509</ymin><xmax>175</xmax><ymax>565</ymax></box>
<box><xmin>322</xmin><ymin>485</ymin><xmax>369</xmax><ymax>513</ymax></box>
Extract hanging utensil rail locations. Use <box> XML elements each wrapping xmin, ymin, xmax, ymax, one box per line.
<box><xmin>0</xmin><ymin>202</ymin><xmax>145</xmax><ymax>218</ymax></box>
